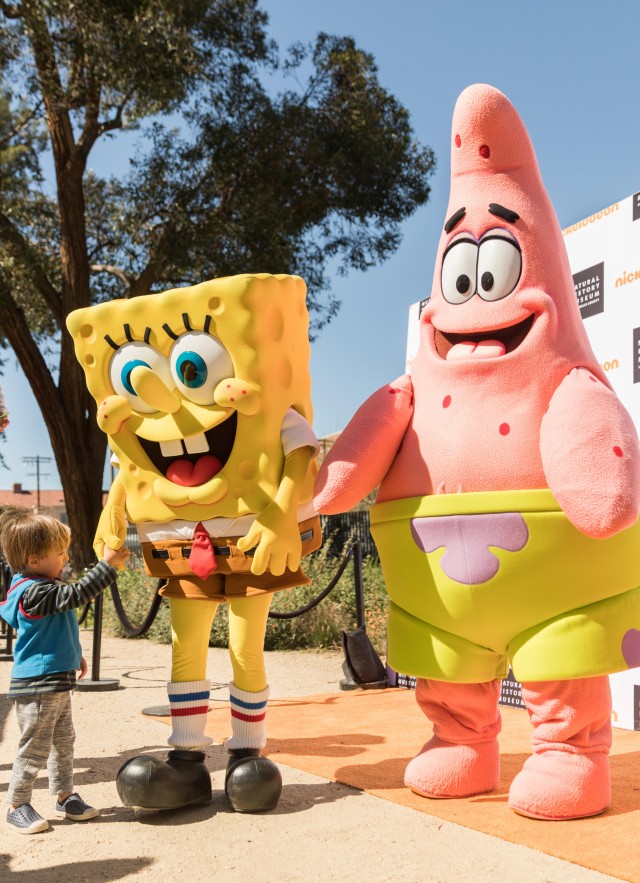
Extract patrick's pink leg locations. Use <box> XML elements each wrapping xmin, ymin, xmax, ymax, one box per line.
<box><xmin>509</xmin><ymin>676</ymin><xmax>612</xmax><ymax>820</ymax></box>
<box><xmin>404</xmin><ymin>679</ymin><xmax>501</xmax><ymax>799</ymax></box>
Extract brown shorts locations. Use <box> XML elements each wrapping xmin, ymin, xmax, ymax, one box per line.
<box><xmin>142</xmin><ymin>515</ymin><xmax>321</xmax><ymax>601</ymax></box>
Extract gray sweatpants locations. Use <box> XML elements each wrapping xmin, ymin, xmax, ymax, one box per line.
<box><xmin>8</xmin><ymin>692</ymin><xmax>75</xmax><ymax>807</ymax></box>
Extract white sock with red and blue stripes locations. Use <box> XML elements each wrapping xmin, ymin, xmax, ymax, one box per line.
<box><xmin>167</xmin><ymin>679</ymin><xmax>213</xmax><ymax>750</ymax></box>
<box><xmin>226</xmin><ymin>682</ymin><xmax>269</xmax><ymax>750</ymax></box>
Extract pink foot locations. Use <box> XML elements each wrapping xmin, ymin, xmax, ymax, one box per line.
<box><xmin>404</xmin><ymin>736</ymin><xmax>500</xmax><ymax>798</ymax></box>
<box><xmin>508</xmin><ymin>751</ymin><xmax>611</xmax><ymax>820</ymax></box>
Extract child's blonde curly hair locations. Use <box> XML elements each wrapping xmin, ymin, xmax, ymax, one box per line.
<box><xmin>0</xmin><ymin>508</ymin><xmax>71</xmax><ymax>572</ymax></box>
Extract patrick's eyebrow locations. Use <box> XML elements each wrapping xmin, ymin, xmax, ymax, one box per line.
<box><xmin>444</xmin><ymin>207</ymin><xmax>466</xmax><ymax>234</ymax></box>
<box><xmin>488</xmin><ymin>203</ymin><xmax>520</xmax><ymax>224</ymax></box>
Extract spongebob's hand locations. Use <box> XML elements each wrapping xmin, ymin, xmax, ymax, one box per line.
<box><xmin>237</xmin><ymin>504</ymin><xmax>302</xmax><ymax>576</ymax></box>
<box><xmin>93</xmin><ymin>478</ymin><xmax>127</xmax><ymax>567</ymax></box>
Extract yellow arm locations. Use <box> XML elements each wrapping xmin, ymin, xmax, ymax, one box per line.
<box><xmin>237</xmin><ymin>445</ymin><xmax>314</xmax><ymax>576</ymax></box>
<box><xmin>94</xmin><ymin>474</ymin><xmax>128</xmax><ymax>565</ymax></box>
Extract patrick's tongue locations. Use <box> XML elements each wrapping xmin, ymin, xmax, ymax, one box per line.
<box><xmin>447</xmin><ymin>339</ymin><xmax>506</xmax><ymax>361</ymax></box>
<box><xmin>166</xmin><ymin>454</ymin><xmax>222</xmax><ymax>487</ymax></box>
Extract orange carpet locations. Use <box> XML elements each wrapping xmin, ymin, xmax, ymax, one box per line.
<box><xmin>159</xmin><ymin>689</ymin><xmax>640</xmax><ymax>881</ymax></box>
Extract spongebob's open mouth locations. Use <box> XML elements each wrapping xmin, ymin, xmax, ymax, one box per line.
<box><xmin>433</xmin><ymin>314</ymin><xmax>535</xmax><ymax>360</ymax></box>
<box><xmin>138</xmin><ymin>413</ymin><xmax>237</xmax><ymax>487</ymax></box>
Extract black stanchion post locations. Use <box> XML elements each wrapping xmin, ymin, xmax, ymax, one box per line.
<box><xmin>76</xmin><ymin>579</ymin><xmax>120</xmax><ymax>692</ymax></box>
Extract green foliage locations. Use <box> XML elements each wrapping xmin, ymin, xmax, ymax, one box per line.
<box><xmin>102</xmin><ymin>546</ymin><xmax>389</xmax><ymax>656</ymax></box>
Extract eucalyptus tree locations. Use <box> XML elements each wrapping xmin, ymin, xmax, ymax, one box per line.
<box><xmin>0</xmin><ymin>0</ymin><xmax>434</xmax><ymax>565</ymax></box>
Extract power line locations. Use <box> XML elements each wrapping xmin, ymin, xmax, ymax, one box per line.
<box><xmin>22</xmin><ymin>455</ymin><xmax>52</xmax><ymax>510</ymax></box>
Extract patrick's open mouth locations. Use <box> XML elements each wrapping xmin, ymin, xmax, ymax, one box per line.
<box><xmin>433</xmin><ymin>314</ymin><xmax>535</xmax><ymax>360</ymax></box>
<box><xmin>138</xmin><ymin>413</ymin><xmax>237</xmax><ymax>486</ymax></box>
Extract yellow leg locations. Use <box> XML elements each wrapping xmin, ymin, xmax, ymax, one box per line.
<box><xmin>228</xmin><ymin>593</ymin><xmax>272</xmax><ymax>692</ymax></box>
<box><xmin>169</xmin><ymin>597</ymin><xmax>219</xmax><ymax>682</ymax></box>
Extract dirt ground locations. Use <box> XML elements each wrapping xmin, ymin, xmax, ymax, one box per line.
<box><xmin>0</xmin><ymin>633</ymin><xmax>623</xmax><ymax>882</ymax></box>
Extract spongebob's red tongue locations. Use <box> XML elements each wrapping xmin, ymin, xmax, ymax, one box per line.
<box><xmin>166</xmin><ymin>455</ymin><xmax>222</xmax><ymax>487</ymax></box>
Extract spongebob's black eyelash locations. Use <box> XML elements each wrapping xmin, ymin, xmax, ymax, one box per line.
<box><xmin>163</xmin><ymin>315</ymin><xmax>213</xmax><ymax>340</ymax></box>
<box><xmin>106</xmin><ymin>316</ymin><xmax>214</xmax><ymax>349</ymax></box>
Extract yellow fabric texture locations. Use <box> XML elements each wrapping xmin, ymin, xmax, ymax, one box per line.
<box><xmin>169</xmin><ymin>594</ymin><xmax>272</xmax><ymax>692</ymax></box>
<box><xmin>371</xmin><ymin>489</ymin><xmax>640</xmax><ymax>682</ymax></box>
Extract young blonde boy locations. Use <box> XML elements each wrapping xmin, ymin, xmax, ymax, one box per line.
<box><xmin>0</xmin><ymin>509</ymin><xmax>129</xmax><ymax>834</ymax></box>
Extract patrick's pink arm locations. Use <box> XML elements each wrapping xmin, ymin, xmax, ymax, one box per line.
<box><xmin>314</xmin><ymin>375</ymin><xmax>414</xmax><ymax>514</ymax></box>
<box><xmin>540</xmin><ymin>368</ymin><xmax>640</xmax><ymax>538</ymax></box>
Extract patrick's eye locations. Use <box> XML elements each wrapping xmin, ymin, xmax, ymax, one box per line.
<box><xmin>170</xmin><ymin>332</ymin><xmax>234</xmax><ymax>405</ymax></box>
<box><xmin>477</xmin><ymin>236</ymin><xmax>522</xmax><ymax>301</ymax></box>
<box><xmin>109</xmin><ymin>342</ymin><xmax>172</xmax><ymax>413</ymax></box>
<box><xmin>441</xmin><ymin>239</ymin><xmax>478</xmax><ymax>304</ymax></box>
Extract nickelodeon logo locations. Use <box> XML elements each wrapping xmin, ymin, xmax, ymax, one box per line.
<box><xmin>563</xmin><ymin>203</ymin><xmax>619</xmax><ymax>236</ymax></box>
<box><xmin>599</xmin><ymin>358</ymin><xmax>620</xmax><ymax>373</ymax></box>
<box><xmin>615</xmin><ymin>268</ymin><xmax>640</xmax><ymax>288</ymax></box>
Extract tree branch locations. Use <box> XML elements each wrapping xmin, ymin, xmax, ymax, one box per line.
<box><xmin>128</xmin><ymin>219</ymin><xmax>177</xmax><ymax>296</ymax></box>
<box><xmin>0</xmin><ymin>100</ymin><xmax>43</xmax><ymax>150</ymax></box>
<box><xmin>0</xmin><ymin>1</ymin><xmax>22</xmax><ymax>19</ymax></box>
<box><xmin>90</xmin><ymin>263</ymin><xmax>134</xmax><ymax>290</ymax></box>
<box><xmin>0</xmin><ymin>211</ymin><xmax>63</xmax><ymax>325</ymax></box>
<box><xmin>0</xmin><ymin>288</ymin><xmax>63</xmax><ymax>427</ymax></box>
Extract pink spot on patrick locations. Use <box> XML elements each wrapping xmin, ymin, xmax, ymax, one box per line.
<box><xmin>443</xmin><ymin>395</ymin><xmax>452</xmax><ymax>408</ymax></box>
<box><xmin>621</xmin><ymin>628</ymin><xmax>640</xmax><ymax>668</ymax></box>
<box><xmin>479</xmin><ymin>144</ymin><xmax>490</xmax><ymax>158</ymax></box>
<box><xmin>613</xmin><ymin>446</ymin><xmax>623</xmax><ymax>457</ymax></box>
<box><xmin>455</xmin><ymin>134</ymin><xmax>461</xmax><ymax>148</ymax></box>
<box><xmin>499</xmin><ymin>423</ymin><xmax>510</xmax><ymax>436</ymax></box>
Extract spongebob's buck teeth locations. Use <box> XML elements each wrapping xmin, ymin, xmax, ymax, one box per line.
<box><xmin>184</xmin><ymin>433</ymin><xmax>209</xmax><ymax>454</ymax></box>
<box><xmin>159</xmin><ymin>439</ymin><xmax>184</xmax><ymax>458</ymax></box>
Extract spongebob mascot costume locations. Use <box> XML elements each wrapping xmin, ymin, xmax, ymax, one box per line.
<box><xmin>67</xmin><ymin>274</ymin><xmax>321</xmax><ymax>812</ymax></box>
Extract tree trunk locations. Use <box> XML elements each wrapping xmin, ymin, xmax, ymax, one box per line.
<box><xmin>1</xmin><ymin>293</ymin><xmax>106</xmax><ymax>569</ymax></box>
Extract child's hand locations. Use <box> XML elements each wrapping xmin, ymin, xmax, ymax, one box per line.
<box><xmin>103</xmin><ymin>544</ymin><xmax>131</xmax><ymax>570</ymax></box>
<box><xmin>78</xmin><ymin>657</ymin><xmax>88</xmax><ymax>680</ymax></box>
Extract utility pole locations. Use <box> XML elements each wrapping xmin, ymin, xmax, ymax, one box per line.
<box><xmin>22</xmin><ymin>455</ymin><xmax>52</xmax><ymax>510</ymax></box>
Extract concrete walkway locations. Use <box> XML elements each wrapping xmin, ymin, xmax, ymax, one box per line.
<box><xmin>0</xmin><ymin>634</ymin><xmax>623</xmax><ymax>882</ymax></box>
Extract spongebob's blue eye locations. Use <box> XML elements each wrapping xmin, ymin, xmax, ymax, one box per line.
<box><xmin>176</xmin><ymin>351</ymin><xmax>207</xmax><ymax>389</ymax></box>
<box><xmin>121</xmin><ymin>359</ymin><xmax>150</xmax><ymax>395</ymax></box>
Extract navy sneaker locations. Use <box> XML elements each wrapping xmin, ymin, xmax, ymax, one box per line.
<box><xmin>54</xmin><ymin>793</ymin><xmax>99</xmax><ymax>821</ymax></box>
<box><xmin>6</xmin><ymin>804</ymin><xmax>49</xmax><ymax>834</ymax></box>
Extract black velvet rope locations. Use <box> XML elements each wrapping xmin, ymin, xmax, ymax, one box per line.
<box><xmin>109</xmin><ymin>578</ymin><xmax>165</xmax><ymax>637</ymax></box>
<box><xmin>268</xmin><ymin>546</ymin><xmax>355</xmax><ymax>620</ymax></box>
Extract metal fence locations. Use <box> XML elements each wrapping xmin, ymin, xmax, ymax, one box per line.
<box><xmin>125</xmin><ymin>510</ymin><xmax>376</xmax><ymax>562</ymax></box>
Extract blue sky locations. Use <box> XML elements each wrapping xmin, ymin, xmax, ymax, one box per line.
<box><xmin>2</xmin><ymin>0</ymin><xmax>640</xmax><ymax>490</ymax></box>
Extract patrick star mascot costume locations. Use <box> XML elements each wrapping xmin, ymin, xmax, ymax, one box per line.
<box><xmin>315</xmin><ymin>84</ymin><xmax>640</xmax><ymax>820</ymax></box>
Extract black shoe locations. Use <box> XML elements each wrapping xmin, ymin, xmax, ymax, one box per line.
<box><xmin>225</xmin><ymin>748</ymin><xmax>282</xmax><ymax>813</ymax></box>
<box><xmin>54</xmin><ymin>792</ymin><xmax>99</xmax><ymax>821</ymax></box>
<box><xmin>116</xmin><ymin>750</ymin><xmax>212</xmax><ymax>811</ymax></box>
<box><xmin>6</xmin><ymin>804</ymin><xmax>49</xmax><ymax>834</ymax></box>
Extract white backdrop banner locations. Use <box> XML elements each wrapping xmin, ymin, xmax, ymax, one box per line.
<box><xmin>403</xmin><ymin>190</ymin><xmax>640</xmax><ymax>730</ymax></box>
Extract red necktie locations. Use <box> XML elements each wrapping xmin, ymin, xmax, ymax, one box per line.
<box><xmin>189</xmin><ymin>522</ymin><xmax>217</xmax><ymax>579</ymax></box>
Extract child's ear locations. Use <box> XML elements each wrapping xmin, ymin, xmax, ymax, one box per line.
<box><xmin>27</xmin><ymin>553</ymin><xmax>39</xmax><ymax>569</ymax></box>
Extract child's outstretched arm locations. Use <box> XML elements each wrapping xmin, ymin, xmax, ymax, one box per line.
<box><xmin>19</xmin><ymin>548</ymin><xmax>130</xmax><ymax>616</ymax></box>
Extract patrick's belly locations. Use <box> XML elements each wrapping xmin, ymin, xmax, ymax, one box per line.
<box><xmin>378</xmin><ymin>388</ymin><xmax>549</xmax><ymax>501</ymax></box>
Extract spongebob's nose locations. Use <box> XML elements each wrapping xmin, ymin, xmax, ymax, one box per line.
<box><xmin>129</xmin><ymin>365</ymin><xmax>180</xmax><ymax>413</ymax></box>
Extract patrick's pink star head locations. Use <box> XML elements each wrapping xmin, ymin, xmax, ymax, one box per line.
<box><xmin>419</xmin><ymin>84</ymin><xmax>603</xmax><ymax>381</ymax></box>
